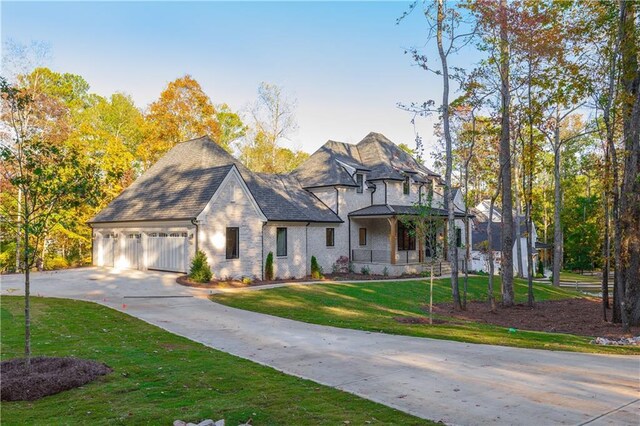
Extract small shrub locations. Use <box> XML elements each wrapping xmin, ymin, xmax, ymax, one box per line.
<box><xmin>535</xmin><ymin>273</ymin><xmax>544</xmax><ymax>279</ymax></box>
<box><xmin>331</xmin><ymin>263</ymin><xmax>340</xmax><ymax>274</ymax></box>
<box><xmin>382</xmin><ymin>266</ymin><xmax>389</xmax><ymax>277</ymax></box>
<box><xmin>188</xmin><ymin>250</ymin><xmax>212</xmax><ymax>283</ymax></box>
<box><xmin>334</xmin><ymin>255</ymin><xmax>349</xmax><ymax>273</ymax></box>
<box><xmin>265</xmin><ymin>252</ymin><xmax>274</xmax><ymax>281</ymax></box>
<box><xmin>311</xmin><ymin>256</ymin><xmax>323</xmax><ymax>279</ymax></box>
<box><xmin>537</xmin><ymin>259</ymin><xmax>544</xmax><ymax>276</ymax></box>
<box><xmin>242</xmin><ymin>276</ymin><xmax>252</xmax><ymax>285</ymax></box>
<box><xmin>348</xmin><ymin>261</ymin><xmax>355</xmax><ymax>274</ymax></box>
<box><xmin>420</xmin><ymin>270</ymin><xmax>431</xmax><ymax>277</ymax></box>
<box><xmin>360</xmin><ymin>266</ymin><xmax>370</xmax><ymax>275</ymax></box>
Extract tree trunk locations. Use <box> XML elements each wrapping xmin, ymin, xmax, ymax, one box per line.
<box><xmin>552</xmin><ymin>126</ymin><xmax>563</xmax><ymax>287</ymax></box>
<box><xmin>499</xmin><ymin>0</ymin><xmax>514</xmax><ymax>306</ymax></box>
<box><xmin>24</xmin><ymin>218</ymin><xmax>31</xmax><ymax>369</ymax></box>
<box><xmin>602</xmin><ymin>146</ymin><xmax>611</xmax><ymax>318</ymax></box>
<box><xmin>513</xmin><ymin>143</ymin><xmax>524</xmax><ymax>278</ymax></box>
<box><xmin>487</xmin><ymin>193</ymin><xmax>498</xmax><ymax>313</ymax></box>
<box><xmin>618</xmin><ymin>0</ymin><xmax>640</xmax><ymax>330</ymax></box>
<box><xmin>525</xmin><ymin>56</ymin><xmax>535</xmax><ymax>307</ymax></box>
<box><xmin>437</xmin><ymin>0</ymin><xmax>461</xmax><ymax>310</ymax></box>
<box><xmin>16</xmin><ymin>188</ymin><xmax>21</xmax><ymax>272</ymax></box>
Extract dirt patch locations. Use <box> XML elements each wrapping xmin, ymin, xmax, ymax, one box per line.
<box><xmin>1</xmin><ymin>356</ymin><xmax>112</xmax><ymax>401</ymax></box>
<box><xmin>428</xmin><ymin>298</ymin><xmax>639</xmax><ymax>338</ymax></box>
<box><xmin>394</xmin><ymin>316</ymin><xmax>448</xmax><ymax>325</ymax></box>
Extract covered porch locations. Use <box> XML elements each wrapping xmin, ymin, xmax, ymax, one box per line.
<box><xmin>348</xmin><ymin>204</ymin><xmax>467</xmax><ymax>275</ymax></box>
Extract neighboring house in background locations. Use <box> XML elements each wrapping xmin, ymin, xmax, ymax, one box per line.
<box><xmin>470</xmin><ymin>200</ymin><xmax>540</xmax><ymax>278</ymax></box>
<box><xmin>90</xmin><ymin>132</ymin><xmax>469</xmax><ymax>279</ymax></box>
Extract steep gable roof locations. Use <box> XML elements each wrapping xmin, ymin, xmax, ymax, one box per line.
<box><xmin>292</xmin><ymin>140</ymin><xmax>364</xmax><ymax>188</ymax></box>
<box><xmin>293</xmin><ymin>132</ymin><xmax>441</xmax><ymax>189</ymax></box>
<box><xmin>90</xmin><ymin>136</ymin><xmax>341</xmax><ymax>224</ymax></box>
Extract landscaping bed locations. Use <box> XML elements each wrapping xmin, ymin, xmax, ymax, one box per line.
<box><xmin>430</xmin><ymin>298</ymin><xmax>639</xmax><ymax>339</ymax></box>
<box><xmin>1</xmin><ymin>356</ymin><xmax>112</xmax><ymax>401</ymax></box>
<box><xmin>176</xmin><ymin>272</ymin><xmax>429</xmax><ymax>289</ymax></box>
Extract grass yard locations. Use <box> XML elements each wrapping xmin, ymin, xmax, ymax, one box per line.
<box><xmin>211</xmin><ymin>277</ymin><xmax>639</xmax><ymax>355</ymax></box>
<box><xmin>557</xmin><ymin>271</ymin><xmax>603</xmax><ymax>284</ymax></box>
<box><xmin>0</xmin><ymin>296</ymin><xmax>430</xmax><ymax>425</ymax></box>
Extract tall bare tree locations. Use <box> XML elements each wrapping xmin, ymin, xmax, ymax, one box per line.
<box><xmin>399</xmin><ymin>0</ymin><xmax>475</xmax><ymax>310</ymax></box>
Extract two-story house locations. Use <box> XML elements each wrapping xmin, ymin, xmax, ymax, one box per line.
<box><xmin>89</xmin><ymin>132</ymin><xmax>469</xmax><ymax>279</ymax></box>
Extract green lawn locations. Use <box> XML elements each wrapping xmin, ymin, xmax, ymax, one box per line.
<box><xmin>558</xmin><ymin>271</ymin><xmax>603</xmax><ymax>284</ymax></box>
<box><xmin>0</xmin><ymin>296</ymin><xmax>429</xmax><ymax>425</ymax></box>
<box><xmin>211</xmin><ymin>277</ymin><xmax>638</xmax><ymax>355</ymax></box>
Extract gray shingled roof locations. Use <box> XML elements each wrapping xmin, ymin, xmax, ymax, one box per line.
<box><xmin>293</xmin><ymin>132</ymin><xmax>441</xmax><ymax>189</ymax></box>
<box><xmin>292</xmin><ymin>140</ymin><xmax>364</xmax><ymax>188</ymax></box>
<box><xmin>348</xmin><ymin>204</ymin><xmax>464</xmax><ymax>218</ymax></box>
<box><xmin>256</xmin><ymin>173</ymin><xmax>344</xmax><ymax>222</ymax></box>
<box><xmin>90</xmin><ymin>137</ymin><xmax>341</xmax><ymax>224</ymax></box>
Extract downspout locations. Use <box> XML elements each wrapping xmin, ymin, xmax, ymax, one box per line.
<box><xmin>190</xmin><ymin>218</ymin><xmax>199</xmax><ymax>253</ymax></box>
<box><xmin>334</xmin><ymin>186</ymin><xmax>339</xmax><ymax>217</ymax></box>
<box><xmin>305</xmin><ymin>222</ymin><xmax>310</xmax><ymax>275</ymax></box>
<box><xmin>261</xmin><ymin>221</ymin><xmax>266</xmax><ymax>280</ymax></box>
<box><xmin>348</xmin><ymin>217</ymin><xmax>352</xmax><ymax>261</ymax></box>
<box><xmin>383</xmin><ymin>181</ymin><xmax>388</xmax><ymax>205</ymax></box>
<box><xmin>370</xmin><ymin>181</ymin><xmax>377</xmax><ymax>206</ymax></box>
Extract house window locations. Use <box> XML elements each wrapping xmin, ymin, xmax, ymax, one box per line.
<box><xmin>456</xmin><ymin>228</ymin><xmax>462</xmax><ymax>247</ymax></box>
<box><xmin>403</xmin><ymin>176</ymin><xmax>410</xmax><ymax>195</ymax></box>
<box><xmin>226</xmin><ymin>227</ymin><xmax>239</xmax><ymax>259</ymax></box>
<box><xmin>326</xmin><ymin>228</ymin><xmax>335</xmax><ymax>247</ymax></box>
<box><xmin>359</xmin><ymin>228</ymin><xmax>367</xmax><ymax>246</ymax></box>
<box><xmin>276</xmin><ymin>227</ymin><xmax>287</xmax><ymax>257</ymax></box>
<box><xmin>356</xmin><ymin>173</ymin><xmax>364</xmax><ymax>193</ymax></box>
<box><xmin>398</xmin><ymin>222</ymin><xmax>416</xmax><ymax>251</ymax></box>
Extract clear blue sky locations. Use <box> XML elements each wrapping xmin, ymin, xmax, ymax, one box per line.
<box><xmin>2</xmin><ymin>1</ymin><xmax>479</xmax><ymax>164</ymax></box>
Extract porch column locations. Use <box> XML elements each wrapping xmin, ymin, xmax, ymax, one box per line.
<box><xmin>388</xmin><ymin>216</ymin><xmax>397</xmax><ymax>265</ymax></box>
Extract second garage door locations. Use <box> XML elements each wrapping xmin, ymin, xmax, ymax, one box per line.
<box><xmin>147</xmin><ymin>232</ymin><xmax>188</xmax><ymax>273</ymax></box>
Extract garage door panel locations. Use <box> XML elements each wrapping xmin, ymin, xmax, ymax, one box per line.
<box><xmin>97</xmin><ymin>234</ymin><xmax>115</xmax><ymax>267</ymax></box>
<box><xmin>121</xmin><ymin>233</ymin><xmax>141</xmax><ymax>269</ymax></box>
<box><xmin>147</xmin><ymin>232</ymin><xmax>188</xmax><ymax>273</ymax></box>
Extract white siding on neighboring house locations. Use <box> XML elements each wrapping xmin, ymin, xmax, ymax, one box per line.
<box><xmin>197</xmin><ymin>167</ymin><xmax>266</xmax><ymax>280</ymax></box>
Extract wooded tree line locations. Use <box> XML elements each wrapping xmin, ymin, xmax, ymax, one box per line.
<box><xmin>0</xmin><ymin>64</ymin><xmax>308</xmax><ymax>274</ymax></box>
<box><xmin>404</xmin><ymin>0</ymin><xmax>638</xmax><ymax>330</ymax></box>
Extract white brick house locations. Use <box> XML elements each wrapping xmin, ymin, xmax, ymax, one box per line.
<box><xmin>90</xmin><ymin>133</ymin><xmax>469</xmax><ymax>279</ymax></box>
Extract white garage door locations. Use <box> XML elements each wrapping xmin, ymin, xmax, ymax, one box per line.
<box><xmin>122</xmin><ymin>233</ymin><xmax>141</xmax><ymax>270</ymax></box>
<box><xmin>147</xmin><ymin>232</ymin><xmax>188</xmax><ymax>273</ymax></box>
<box><xmin>96</xmin><ymin>233</ymin><xmax>115</xmax><ymax>267</ymax></box>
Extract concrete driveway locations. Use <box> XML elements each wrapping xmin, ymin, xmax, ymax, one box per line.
<box><xmin>1</xmin><ymin>268</ymin><xmax>638</xmax><ymax>425</ymax></box>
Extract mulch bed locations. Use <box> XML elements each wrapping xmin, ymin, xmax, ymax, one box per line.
<box><xmin>425</xmin><ymin>298</ymin><xmax>639</xmax><ymax>338</ymax></box>
<box><xmin>177</xmin><ymin>272</ymin><xmax>430</xmax><ymax>289</ymax></box>
<box><xmin>1</xmin><ymin>357</ymin><xmax>112</xmax><ymax>401</ymax></box>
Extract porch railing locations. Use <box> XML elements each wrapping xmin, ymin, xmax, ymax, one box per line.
<box><xmin>352</xmin><ymin>249</ymin><xmax>391</xmax><ymax>263</ymax></box>
<box><xmin>351</xmin><ymin>249</ymin><xmax>420</xmax><ymax>264</ymax></box>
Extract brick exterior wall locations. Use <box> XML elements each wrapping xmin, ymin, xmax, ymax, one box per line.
<box><xmin>197</xmin><ymin>169</ymin><xmax>265</xmax><ymax>280</ymax></box>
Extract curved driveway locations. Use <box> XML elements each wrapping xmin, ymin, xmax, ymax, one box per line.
<box><xmin>1</xmin><ymin>268</ymin><xmax>638</xmax><ymax>425</ymax></box>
